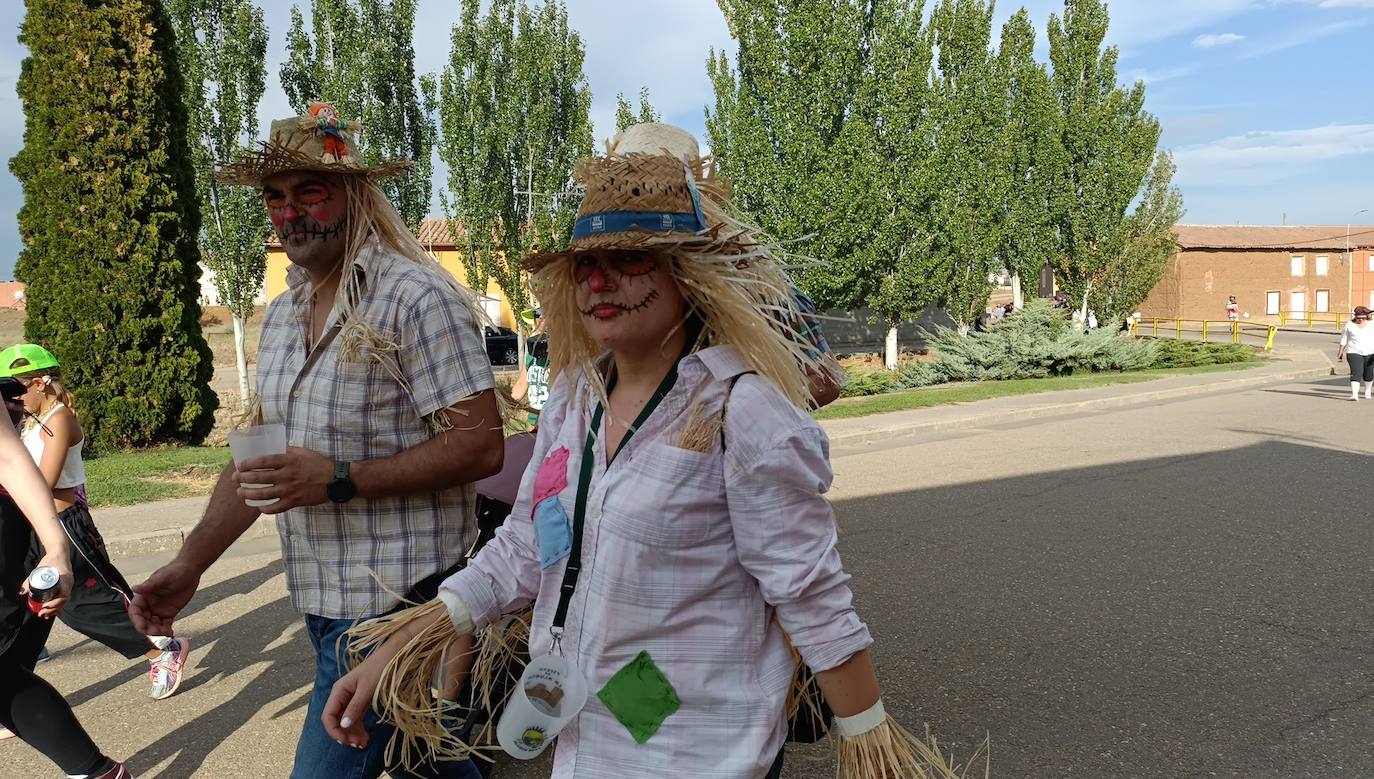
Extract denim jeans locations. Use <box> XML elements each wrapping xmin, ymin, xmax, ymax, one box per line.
<box><xmin>291</xmin><ymin>614</ymin><xmax>484</xmax><ymax>779</ymax></box>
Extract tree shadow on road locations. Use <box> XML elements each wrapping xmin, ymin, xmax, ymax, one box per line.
<box><xmin>794</xmin><ymin>440</ymin><xmax>1374</xmax><ymax>779</ymax></box>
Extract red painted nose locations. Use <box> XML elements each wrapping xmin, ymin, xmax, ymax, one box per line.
<box><xmin>586</xmin><ymin>267</ymin><xmax>608</xmax><ymax>293</ymax></box>
<box><xmin>282</xmin><ymin>204</ymin><xmax>303</xmax><ymax>222</ymax></box>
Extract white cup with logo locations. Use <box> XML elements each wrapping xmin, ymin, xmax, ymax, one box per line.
<box><xmin>496</xmin><ymin>653</ymin><xmax>588</xmax><ymax>759</ymax></box>
<box><xmin>227</xmin><ymin>423</ymin><xmax>287</xmax><ymax>508</ymax></box>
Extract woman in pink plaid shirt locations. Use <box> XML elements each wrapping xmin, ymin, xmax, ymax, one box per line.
<box><xmin>324</xmin><ymin>125</ymin><xmax>961</xmax><ymax>779</ymax></box>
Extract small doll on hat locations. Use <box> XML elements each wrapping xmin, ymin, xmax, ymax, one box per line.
<box><xmin>307</xmin><ymin>101</ymin><xmax>354</xmax><ymax>164</ymax></box>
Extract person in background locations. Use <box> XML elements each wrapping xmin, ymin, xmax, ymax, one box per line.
<box><xmin>0</xmin><ymin>344</ymin><xmax>191</xmax><ymax>709</ymax></box>
<box><xmin>1226</xmin><ymin>296</ymin><xmax>1239</xmax><ymax>322</ymax></box>
<box><xmin>0</xmin><ymin>377</ymin><xmax>135</xmax><ymax>778</ymax></box>
<box><xmin>1337</xmin><ymin>306</ymin><xmax>1374</xmax><ymax>401</ymax></box>
<box><xmin>511</xmin><ymin>309</ymin><xmax>550</xmax><ymax>429</ymax></box>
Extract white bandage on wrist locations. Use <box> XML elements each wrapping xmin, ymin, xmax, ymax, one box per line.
<box><xmin>436</xmin><ymin>589</ymin><xmax>474</xmax><ymax>635</ymax></box>
<box><xmin>833</xmin><ymin>698</ymin><xmax>887</xmax><ymax>739</ymax></box>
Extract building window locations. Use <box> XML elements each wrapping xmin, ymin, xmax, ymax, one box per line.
<box><xmin>1316</xmin><ymin>289</ymin><xmax>1330</xmax><ymax>313</ymax></box>
<box><xmin>1368</xmin><ymin>254</ymin><xmax>1374</xmax><ymax>272</ymax></box>
<box><xmin>1290</xmin><ymin>290</ymin><xmax>1306</xmax><ymax>314</ymax></box>
<box><xmin>1291</xmin><ymin>256</ymin><xmax>1304</xmax><ymax>276</ymax></box>
<box><xmin>1266</xmin><ymin>291</ymin><xmax>1280</xmax><ymax>315</ymax></box>
<box><xmin>1315</xmin><ymin>255</ymin><xmax>1329</xmax><ymax>276</ymax></box>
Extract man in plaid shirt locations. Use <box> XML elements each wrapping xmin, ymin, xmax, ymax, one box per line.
<box><xmin>130</xmin><ymin>106</ymin><xmax>501</xmax><ymax>779</ymax></box>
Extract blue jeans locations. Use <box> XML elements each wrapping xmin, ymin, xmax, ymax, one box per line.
<box><xmin>291</xmin><ymin>614</ymin><xmax>484</xmax><ymax>779</ymax></box>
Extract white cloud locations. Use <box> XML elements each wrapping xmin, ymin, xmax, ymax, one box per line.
<box><xmin>1193</xmin><ymin>32</ymin><xmax>1246</xmax><ymax>48</ymax></box>
<box><xmin>1125</xmin><ymin>65</ymin><xmax>1196</xmax><ymax>85</ymax></box>
<box><xmin>1287</xmin><ymin>0</ymin><xmax>1374</xmax><ymax>8</ymax></box>
<box><xmin>1240</xmin><ymin>18</ymin><xmax>1370</xmax><ymax>57</ymax></box>
<box><xmin>1175</xmin><ymin>124</ymin><xmax>1374</xmax><ymax>169</ymax></box>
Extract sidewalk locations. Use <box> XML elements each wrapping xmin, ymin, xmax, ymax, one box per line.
<box><xmin>95</xmin><ymin>353</ymin><xmax>1333</xmax><ymax>560</ymax></box>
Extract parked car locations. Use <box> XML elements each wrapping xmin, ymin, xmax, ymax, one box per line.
<box><xmin>484</xmin><ymin>325</ymin><xmax>519</xmax><ymax>366</ymax></box>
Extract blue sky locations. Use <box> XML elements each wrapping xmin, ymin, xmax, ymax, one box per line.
<box><xmin>0</xmin><ymin>0</ymin><xmax>1371</xmax><ymax>280</ymax></box>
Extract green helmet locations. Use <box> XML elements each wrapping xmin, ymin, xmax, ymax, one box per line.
<box><xmin>0</xmin><ymin>344</ymin><xmax>60</xmax><ymax>378</ymax></box>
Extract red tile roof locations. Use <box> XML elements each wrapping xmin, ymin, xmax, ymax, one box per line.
<box><xmin>1176</xmin><ymin>224</ymin><xmax>1374</xmax><ymax>251</ymax></box>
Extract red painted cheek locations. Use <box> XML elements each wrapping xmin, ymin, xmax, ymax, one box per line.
<box><xmin>587</xmin><ymin>268</ymin><xmax>607</xmax><ymax>293</ymax></box>
<box><xmin>268</xmin><ymin>210</ymin><xmax>284</xmax><ymax>228</ymax></box>
<box><xmin>307</xmin><ymin>205</ymin><xmax>333</xmax><ymax>223</ymax></box>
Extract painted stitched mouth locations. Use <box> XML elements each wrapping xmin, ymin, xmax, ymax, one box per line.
<box><xmin>280</xmin><ymin>220</ymin><xmax>346</xmax><ymax>242</ymax></box>
<box><xmin>581</xmin><ymin>289</ymin><xmax>660</xmax><ymax>318</ymax></box>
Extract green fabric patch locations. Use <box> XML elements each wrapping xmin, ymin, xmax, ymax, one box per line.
<box><xmin>596</xmin><ymin>651</ymin><xmax>681</xmax><ymax>744</ymax></box>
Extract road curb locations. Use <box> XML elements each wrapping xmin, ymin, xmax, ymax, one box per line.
<box><xmin>103</xmin><ymin>513</ymin><xmax>276</xmax><ymax>560</ymax></box>
<box><xmin>823</xmin><ymin>364</ymin><xmax>1332</xmax><ymax>449</ymax></box>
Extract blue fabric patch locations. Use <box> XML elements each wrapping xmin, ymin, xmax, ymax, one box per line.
<box><xmin>572</xmin><ymin>210</ymin><xmax>704</xmax><ymax>240</ymax></box>
<box><xmin>534</xmin><ymin>496</ymin><xmax>573</xmax><ymax>569</ymax></box>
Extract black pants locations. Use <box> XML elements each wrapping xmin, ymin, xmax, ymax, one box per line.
<box><xmin>0</xmin><ymin>497</ymin><xmax>115</xmax><ymax>777</ymax></box>
<box><xmin>33</xmin><ymin>502</ymin><xmax>149</xmax><ymax>659</ymax></box>
<box><xmin>1348</xmin><ymin>353</ymin><xmax>1374</xmax><ymax>383</ymax></box>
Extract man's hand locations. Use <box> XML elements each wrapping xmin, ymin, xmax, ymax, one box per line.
<box><xmin>130</xmin><ymin>559</ymin><xmax>202</xmax><ymax>636</ymax></box>
<box><xmin>237</xmin><ymin>446</ymin><xmax>334</xmax><ymax>514</ymax></box>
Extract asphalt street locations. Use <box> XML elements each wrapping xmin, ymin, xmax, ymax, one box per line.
<box><xmin>6</xmin><ymin>372</ymin><xmax>1374</xmax><ymax>778</ymax></box>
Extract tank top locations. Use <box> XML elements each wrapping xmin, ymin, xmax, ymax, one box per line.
<box><xmin>21</xmin><ymin>404</ymin><xmax>86</xmax><ymax>489</ymax></box>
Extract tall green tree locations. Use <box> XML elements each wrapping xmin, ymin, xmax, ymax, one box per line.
<box><xmin>11</xmin><ymin>0</ymin><xmax>218</xmax><ymax>451</ymax></box>
<box><xmin>437</xmin><ymin>0</ymin><xmax>593</xmax><ymax>341</ymax></box>
<box><xmin>169</xmin><ymin>0</ymin><xmax>271</xmax><ymax>411</ymax></box>
<box><xmin>1100</xmin><ymin>152</ymin><xmax>1184</xmax><ymax>317</ymax></box>
<box><xmin>995</xmin><ymin>8</ymin><xmax>1061</xmax><ymax>310</ymax></box>
<box><xmin>707</xmin><ymin>0</ymin><xmax>938</xmax><ymax>367</ymax></box>
<box><xmin>615</xmin><ymin>87</ymin><xmax>660</xmax><ymax>132</ymax></box>
<box><xmin>1046</xmin><ymin>0</ymin><xmax>1167</xmax><ymax>320</ymax></box>
<box><xmin>280</xmin><ymin>0</ymin><xmax>436</xmax><ymax>232</ymax></box>
<box><xmin>926</xmin><ymin>0</ymin><xmax>1008</xmax><ymax>332</ymax></box>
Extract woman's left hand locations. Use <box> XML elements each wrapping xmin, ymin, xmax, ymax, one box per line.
<box><xmin>322</xmin><ymin>654</ymin><xmax>387</xmax><ymax>749</ymax></box>
<box><xmin>22</xmin><ymin>553</ymin><xmax>73</xmax><ymax>619</ymax></box>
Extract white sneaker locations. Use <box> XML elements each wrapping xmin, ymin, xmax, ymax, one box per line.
<box><xmin>149</xmin><ymin>638</ymin><xmax>191</xmax><ymax>700</ymax></box>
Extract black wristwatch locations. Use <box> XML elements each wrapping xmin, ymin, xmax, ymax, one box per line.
<box><xmin>326</xmin><ymin>461</ymin><xmax>357</xmax><ymax>503</ymax></box>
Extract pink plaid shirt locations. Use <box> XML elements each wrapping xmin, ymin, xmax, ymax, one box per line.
<box><xmin>444</xmin><ymin>346</ymin><xmax>871</xmax><ymax>778</ymax></box>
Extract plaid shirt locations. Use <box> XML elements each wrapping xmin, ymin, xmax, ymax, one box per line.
<box><xmin>445</xmin><ymin>346</ymin><xmax>871</xmax><ymax>778</ymax></box>
<box><xmin>257</xmin><ymin>240</ymin><xmax>494</xmax><ymax>619</ymax></box>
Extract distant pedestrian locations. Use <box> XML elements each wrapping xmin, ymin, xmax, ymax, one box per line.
<box><xmin>1337</xmin><ymin>306</ymin><xmax>1374</xmax><ymax>401</ymax></box>
<box><xmin>1226</xmin><ymin>296</ymin><xmax>1239</xmax><ymax>322</ymax></box>
<box><xmin>1003</xmin><ymin>302</ymin><xmax>1015</xmax><ymax>318</ymax></box>
<box><xmin>1087</xmin><ymin>310</ymin><xmax>1099</xmax><ymax>330</ymax></box>
<box><xmin>991</xmin><ymin>304</ymin><xmax>1005</xmax><ymax>322</ymax></box>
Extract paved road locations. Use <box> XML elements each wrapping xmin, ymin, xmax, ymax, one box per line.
<box><xmin>7</xmin><ymin>373</ymin><xmax>1374</xmax><ymax>777</ymax></box>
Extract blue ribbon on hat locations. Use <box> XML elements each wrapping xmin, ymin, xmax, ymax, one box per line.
<box><xmin>572</xmin><ymin>210</ymin><xmax>705</xmax><ymax>240</ymax></box>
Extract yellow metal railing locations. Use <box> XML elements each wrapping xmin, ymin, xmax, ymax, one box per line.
<box><xmin>1277</xmin><ymin>310</ymin><xmax>1346</xmax><ymax>330</ymax></box>
<box><xmin>1130</xmin><ymin>318</ymin><xmax>1278</xmax><ymax>351</ymax></box>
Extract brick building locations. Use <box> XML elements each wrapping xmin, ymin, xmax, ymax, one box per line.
<box><xmin>0</xmin><ymin>281</ymin><xmax>25</xmax><ymax>309</ymax></box>
<box><xmin>1139</xmin><ymin>225</ymin><xmax>1374</xmax><ymax>323</ymax></box>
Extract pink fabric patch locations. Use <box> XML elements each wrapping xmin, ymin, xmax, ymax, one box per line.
<box><xmin>532</xmin><ymin>446</ymin><xmax>571</xmax><ymax>509</ymax></box>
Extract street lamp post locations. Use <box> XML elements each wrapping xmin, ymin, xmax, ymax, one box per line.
<box><xmin>1351</xmin><ymin>209</ymin><xmax>1370</xmax><ymax>314</ymax></box>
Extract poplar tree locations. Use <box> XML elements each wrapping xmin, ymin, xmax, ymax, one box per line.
<box><xmin>11</xmin><ymin>0</ymin><xmax>218</xmax><ymax>451</ymax></box>
<box><xmin>169</xmin><ymin>0</ymin><xmax>271</xmax><ymax>411</ymax></box>
<box><xmin>1046</xmin><ymin>0</ymin><xmax>1169</xmax><ymax>320</ymax></box>
<box><xmin>437</xmin><ymin>0</ymin><xmax>593</xmax><ymax>336</ymax></box>
<box><xmin>280</xmin><ymin>0</ymin><xmax>436</xmax><ymax>232</ymax></box>
<box><xmin>615</xmin><ymin>87</ymin><xmax>660</xmax><ymax>133</ymax></box>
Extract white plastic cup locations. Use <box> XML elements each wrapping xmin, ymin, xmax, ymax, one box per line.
<box><xmin>496</xmin><ymin>653</ymin><xmax>588</xmax><ymax>759</ymax></box>
<box><xmin>227</xmin><ymin>423</ymin><xmax>287</xmax><ymax>508</ymax></box>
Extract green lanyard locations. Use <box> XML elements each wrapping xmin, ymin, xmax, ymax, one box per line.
<box><xmin>550</xmin><ymin>358</ymin><xmax>683</xmax><ymax>637</ymax></box>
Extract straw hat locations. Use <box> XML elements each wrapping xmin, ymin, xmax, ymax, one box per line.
<box><xmin>522</xmin><ymin>123</ymin><xmax>752</xmax><ymax>271</ymax></box>
<box><xmin>216</xmin><ymin>102</ymin><xmax>412</xmax><ymax>187</ymax></box>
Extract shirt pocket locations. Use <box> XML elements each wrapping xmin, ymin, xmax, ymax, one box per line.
<box><xmin>600</xmin><ymin>443</ymin><xmax>726</xmax><ymax>548</ymax></box>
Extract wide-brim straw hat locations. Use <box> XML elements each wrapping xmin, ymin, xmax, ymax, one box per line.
<box><xmin>215</xmin><ymin>103</ymin><xmax>412</xmax><ymax>187</ymax></box>
<box><xmin>522</xmin><ymin>123</ymin><xmax>755</xmax><ymax>271</ymax></box>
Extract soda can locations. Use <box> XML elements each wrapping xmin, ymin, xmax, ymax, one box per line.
<box><xmin>26</xmin><ymin>566</ymin><xmax>60</xmax><ymax>614</ymax></box>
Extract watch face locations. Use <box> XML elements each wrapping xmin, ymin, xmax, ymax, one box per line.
<box><xmin>327</xmin><ymin>479</ymin><xmax>356</xmax><ymax>503</ymax></box>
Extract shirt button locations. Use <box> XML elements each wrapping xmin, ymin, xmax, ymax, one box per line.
<box><xmin>291</xmin><ymin>390</ymin><xmax>301</xmax><ymax>399</ymax></box>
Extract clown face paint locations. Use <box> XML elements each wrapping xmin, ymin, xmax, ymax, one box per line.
<box><xmin>573</xmin><ymin>250</ymin><xmax>686</xmax><ymax>353</ymax></box>
<box><xmin>261</xmin><ymin>172</ymin><xmax>349</xmax><ymax>274</ymax></box>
